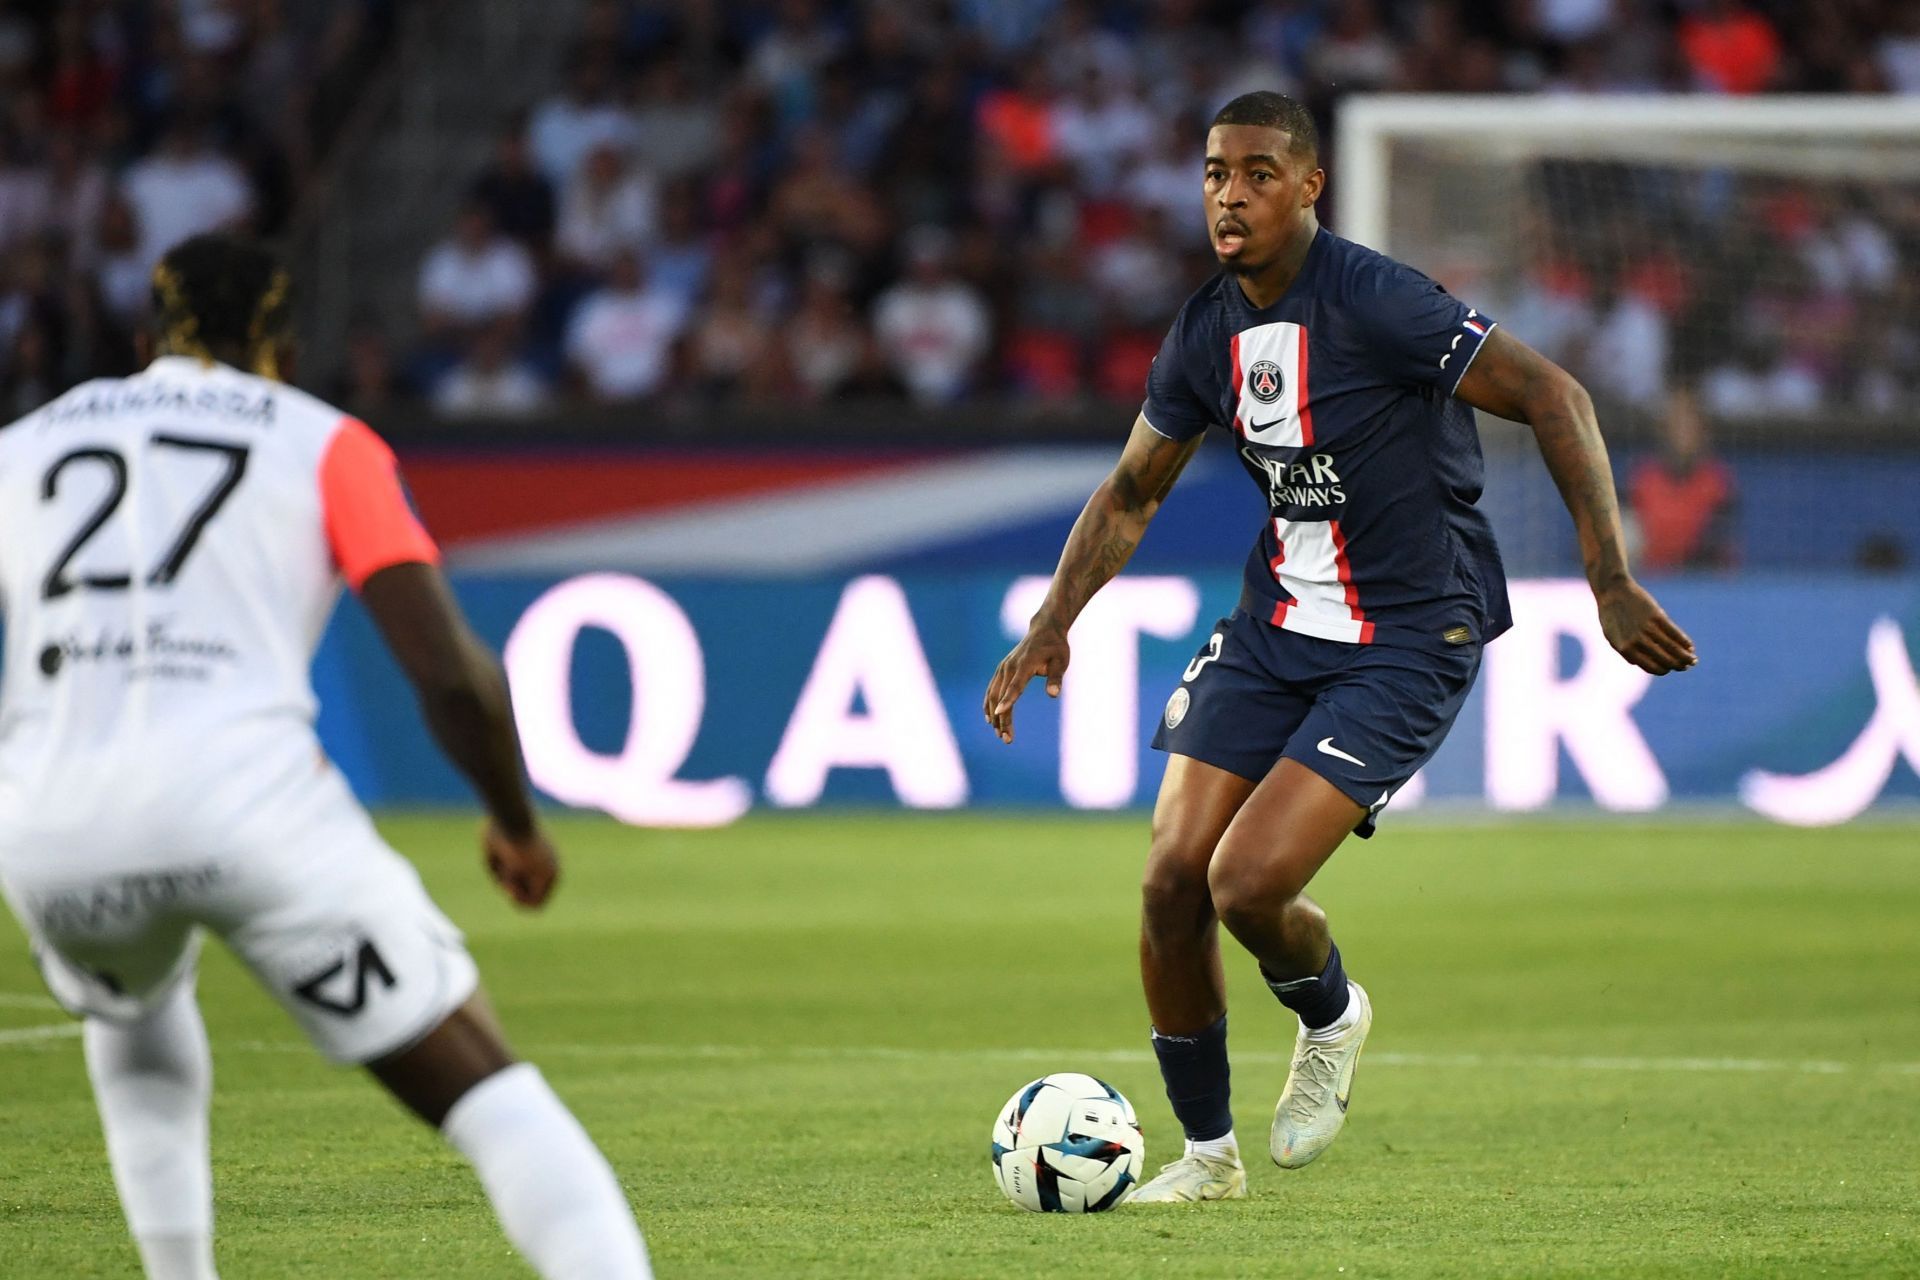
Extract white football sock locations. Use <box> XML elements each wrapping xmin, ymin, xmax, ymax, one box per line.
<box><xmin>1185</xmin><ymin>1130</ymin><xmax>1240</xmax><ymax>1163</ymax></box>
<box><xmin>442</xmin><ymin>1063</ymin><xmax>651</xmax><ymax>1280</ymax></box>
<box><xmin>1303</xmin><ymin>983</ymin><xmax>1362</xmax><ymax>1044</ymax></box>
<box><xmin>83</xmin><ymin>982</ymin><xmax>218</xmax><ymax>1280</ymax></box>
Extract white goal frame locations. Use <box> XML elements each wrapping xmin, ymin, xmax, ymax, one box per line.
<box><xmin>1335</xmin><ymin>94</ymin><xmax>1920</xmax><ymax>258</ymax></box>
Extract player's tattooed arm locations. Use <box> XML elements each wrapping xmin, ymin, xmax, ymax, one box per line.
<box><xmin>1455</xmin><ymin>328</ymin><xmax>1698</xmax><ymax>677</ymax></box>
<box><xmin>985</xmin><ymin>416</ymin><xmax>1201</xmax><ymax>741</ymax></box>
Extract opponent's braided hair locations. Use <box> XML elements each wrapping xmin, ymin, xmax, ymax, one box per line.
<box><xmin>1210</xmin><ymin>91</ymin><xmax>1319</xmax><ymax>164</ymax></box>
<box><xmin>151</xmin><ymin>234</ymin><xmax>292</xmax><ymax>376</ymax></box>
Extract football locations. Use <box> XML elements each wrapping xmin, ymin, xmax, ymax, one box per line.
<box><xmin>989</xmin><ymin>1073</ymin><xmax>1145</xmax><ymax>1212</ymax></box>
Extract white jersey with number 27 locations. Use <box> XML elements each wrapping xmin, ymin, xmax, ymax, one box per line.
<box><xmin>0</xmin><ymin>356</ymin><xmax>437</xmax><ymax>872</ymax></box>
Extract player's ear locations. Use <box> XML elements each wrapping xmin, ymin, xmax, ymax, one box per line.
<box><xmin>1301</xmin><ymin>166</ymin><xmax>1325</xmax><ymax>207</ymax></box>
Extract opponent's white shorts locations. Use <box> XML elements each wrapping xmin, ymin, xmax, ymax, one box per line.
<box><xmin>0</xmin><ymin>746</ymin><xmax>478</xmax><ymax>1066</ymax></box>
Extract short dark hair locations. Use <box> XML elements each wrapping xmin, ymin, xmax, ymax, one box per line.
<box><xmin>1210</xmin><ymin>91</ymin><xmax>1319</xmax><ymax>164</ymax></box>
<box><xmin>151</xmin><ymin>234</ymin><xmax>291</xmax><ymax>363</ymax></box>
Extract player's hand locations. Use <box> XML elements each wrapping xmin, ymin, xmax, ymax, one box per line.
<box><xmin>482</xmin><ymin>821</ymin><xmax>560</xmax><ymax>908</ymax></box>
<box><xmin>1596</xmin><ymin>578</ymin><xmax>1697</xmax><ymax>675</ymax></box>
<box><xmin>984</xmin><ymin>624</ymin><xmax>1071</xmax><ymax>743</ymax></box>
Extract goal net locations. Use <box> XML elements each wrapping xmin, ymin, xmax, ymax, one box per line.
<box><xmin>1334</xmin><ymin>95</ymin><xmax>1920</xmax><ymax>577</ymax></box>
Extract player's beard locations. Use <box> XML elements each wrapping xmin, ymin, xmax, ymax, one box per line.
<box><xmin>1218</xmin><ymin>246</ymin><xmax>1271</xmax><ymax>278</ymax></box>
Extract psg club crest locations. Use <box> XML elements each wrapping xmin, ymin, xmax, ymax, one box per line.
<box><xmin>1164</xmin><ymin>687</ymin><xmax>1190</xmax><ymax>729</ymax></box>
<box><xmin>1247</xmin><ymin>360</ymin><xmax>1283</xmax><ymax>404</ymax></box>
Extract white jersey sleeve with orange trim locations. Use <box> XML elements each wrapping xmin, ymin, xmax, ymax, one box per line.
<box><xmin>0</xmin><ymin>357</ymin><xmax>435</xmax><ymax>833</ymax></box>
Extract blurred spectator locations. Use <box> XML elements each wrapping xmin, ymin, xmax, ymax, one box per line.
<box><xmin>1123</xmin><ymin>119</ymin><xmax>1203</xmax><ymax>242</ymax></box>
<box><xmin>43</xmin><ymin>132</ymin><xmax>112</xmax><ymax>256</ymax></box>
<box><xmin>689</xmin><ymin>261</ymin><xmax>776</xmax><ymax>400</ymax></box>
<box><xmin>564</xmin><ymin>250</ymin><xmax>688</xmax><ymax>402</ymax></box>
<box><xmin>1678</xmin><ymin>0</ymin><xmax>1783</xmax><ymax>94</ymax></box>
<box><xmin>629</xmin><ymin>59</ymin><xmax>725</xmax><ymax>182</ymax></box>
<box><xmin>1242</xmin><ymin>0</ymin><xmax>1323</xmax><ymax>84</ymax></box>
<box><xmin>418</xmin><ymin>203</ymin><xmax>537</xmax><ymax>337</ymax></box>
<box><xmin>646</xmin><ymin>182</ymin><xmax>714</xmax><ymax>315</ymax></box>
<box><xmin>55</xmin><ymin>273</ymin><xmax>136</xmax><ymax>388</ymax></box>
<box><xmin>435</xmin><ymin>323</ymin><xmax>553</xmax><ymax>418</ymax></box>
<box><xmin>335</xmin><ymin>319</ymin><xmax>406</xmax><ymax>422</ymax></box>
<box><xmin>555</xmin><ymin>142</ymin><xmax>659</xmax><ymax>276</ymax></box>
<box><xmin>976</xmin><ymin>56</ymin><xmax>1059</xmax><ymax>182</ymax></box>
<box><xmin>783</xmin><ymin>258</ymin><xmax>870</xmax><ymax>401</ymax></box>
<box><xmin>1579</xmin><ymin>273</ymin><xmax>1669</xmax><ymax>408</ymax></box>
<box><xmin>877</xmin><ymin>58</ymin><xmax>973</xmax><ymax>230</ymax></box>
<box><xmin>748</xmin><ymin>0</ymin><xmax>845</xmax><ymax>110</ymax></box>
<box><xmin>872</xmin><ymin>227</ymin><xmax>991</xmax><ymax>404</ymax></box>
<box><xmin>1090</xmin><ymin>208</ymin><xmax>1186</xmax><ymax>327</ymax></box>
<box><xmin>91</xmin><ymin>194</ymin><xmax>150</xmax><ymax>324</ymax></box>
<box><xmin>120</xmin><ymin>118</ymin><xmax>253</xmax><ymax>276</ymax></box>
<box><xmin>1052</xmin><ymin>63</ymin><xmax>1157</xmax><ymax>197</ymax></box>
<box><xmin>0</xmin><ymin>311</ymin><xmax>56</xmax><ymax>419</ymax></box>
<box><xmin>1878</xmin><ymin>1</ymin><xmax>1920</xmax><ymax>92</ymax></box>
<box><xmin>769</xmin><ymin>124</ymin><xmax>889</xmax><ymax>262</ymax></box>
<box><xmin>529</xmin><ymin>53</ymin><xmax>634</xmax><ymax>188</ymax></box>
<box><xmin>1628</xmin><ymin>388</ymin><xmax>1737</xmax><ymax>571</ymax></box>
<box><xmin>1537</xmin><ymin>0</ymin><xmax>1615</xmax><ymax>45</ymax></box>
<box><xmin>471</xmin><ymin>117</ymin><xmax>557</xmax><ymax>252</ymax></box>
<box><xmin>1699</xmin><ymin>332</ymin><xmax>1822</xmax><ymax>417</ymax></box>
<box><xmin>1310</xmin><ymin>0</ymin><xmax>1401</xmax><ymax>97</ymax></box>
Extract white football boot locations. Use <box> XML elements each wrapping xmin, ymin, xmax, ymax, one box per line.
<box><xmin>1269</xmin><ymin>982</ymin><xmax>1372</xmax><ymax>1169</ymax></box>
<box><xmin>1128</xmin><ymin>1148</ymin><xmax>1248</xmax><ymax>1204</ymax></box>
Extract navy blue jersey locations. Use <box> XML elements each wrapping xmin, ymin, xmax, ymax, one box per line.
<box><xmin>1143</xmin><ymin>228</ymin><xmax>1511</xmax><ymax>651</ymax></box>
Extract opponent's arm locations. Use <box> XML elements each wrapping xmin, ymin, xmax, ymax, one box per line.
<box><xmin>985</xmin><ymin>415</ymin><xmax>1202</xmax><ymax>741</ymax></box>
<box><xmin>359</xmin><ymin>563</ymin><xmax>558</xmax><ymax>907</ymax></box>
<box><xmin>1454</xmin><ymin>327</ymin><xmax>1696</xmax><ymax>676</ymax></box>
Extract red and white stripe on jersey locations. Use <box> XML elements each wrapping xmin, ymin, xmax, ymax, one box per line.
<box><xmin>319</xmin><ymin>417</ymin><xmax>440</xmax><ymax>591</ymax></box>
<box><xmin>1229</xmin><ymin>321</ymin><xmax>1313</xmax><ymax>448</ymax></box>
<box><xmin>1232</xmin><ymin>321</ymin><xmax>1372</xmax><ymax>643</ymax></box>
<box><xmin>1267</xmin><ymin>517</ymin><xmax>1375</xmax><ymax>645</ymax></box>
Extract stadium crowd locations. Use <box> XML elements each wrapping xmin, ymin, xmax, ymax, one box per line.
<box><xmin>407</xmin><ymin>0</ymin><xmax>1920</xmax><ymax>419</ymax></box>
<box><xmin>0</xmin><ymin>0</ymin><xmax>398</xmax><ymax>417</ymax></box>
<box><xmin>3</xmin><ymin>1</ymin><xmax>1918</xmax><ymax>424</ymax></box>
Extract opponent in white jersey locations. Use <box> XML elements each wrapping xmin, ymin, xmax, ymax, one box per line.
<box><xmin>0</xmin><ymin>235</ymin><xmax>651</xmax><ymax>1280</ymax></box>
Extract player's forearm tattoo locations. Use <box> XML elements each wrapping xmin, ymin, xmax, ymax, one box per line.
<box><xmin>1033</xmin><ymin>428</ymin><xmax>1195</xmax><ymax>633</ymax></box>
<box><xmin>1463</xmin><ymin>338</ymin><xmax>1631</xmax><ymax>593</ymax></box>
<box><xmin>1523</xmin><ymin>376</ymin><xmax>1630</xmax><ymax>591</ymax></box>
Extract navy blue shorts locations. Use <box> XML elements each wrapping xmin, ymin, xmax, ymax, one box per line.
<box><xmin>1150</xmin><ymin>609</ymin><xmax>1481</xmax><ymax>837</ymax></box>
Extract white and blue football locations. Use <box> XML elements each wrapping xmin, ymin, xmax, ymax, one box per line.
<box><xmin>990</xmin><ymin>1072</ymin><xmax>1145</xmax><ymax>1212</ymax></box>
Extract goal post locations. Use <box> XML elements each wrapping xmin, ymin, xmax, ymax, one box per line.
<box><xmin>1332</xmin><ymin>94</ymin><xmax>1920</xmax><ymax>576</ymax></box>
<box><xmin>1335</xmin><ymin>95</ymin><xmax>1920</xmax><ymax>258</ymax></box>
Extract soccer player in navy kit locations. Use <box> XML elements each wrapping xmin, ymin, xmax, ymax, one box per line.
<box><xmin>984</xmin><ymin>92</ymin><xmax>1697</xmax><ymax>1202</ymax></box>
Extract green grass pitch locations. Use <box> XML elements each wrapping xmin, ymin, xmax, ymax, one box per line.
<box><xmin>3</xmin><ymin>813</ymin><xmax>1918</xmax><ymax>1278</ymax></box>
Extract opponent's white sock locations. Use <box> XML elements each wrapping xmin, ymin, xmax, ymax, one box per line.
<box><xmin>83</xmin><ymin>983</ymin><xmax>218</xmax><ymax>1280</ymax></box>
<box><xmin>131</xmin><ymin>1235</ymin><xmax>219</xmax><ymax>1280</ymax></box>
<box><xmin>1303</xmin><ymin>983</ymin><xmax>1363</xmax><ymax>1045</ymax></box>
<box><xmin>1185</xmin><ymin>1130</ymin><xmax>1240</xmax><ymax>1163</ymax></box>
<box><xmin>442</xmin><ymin>1063</ymin><xmax>651</xmax><ymax>1280</ymax></box>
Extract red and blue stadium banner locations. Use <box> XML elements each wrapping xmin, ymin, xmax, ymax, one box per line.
<box><xmin>315</xmin><ymin>571</ymin><xmax>1920</xmax><ymax>825</ymax></box>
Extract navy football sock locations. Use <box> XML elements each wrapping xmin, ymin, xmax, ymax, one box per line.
<box><xmin>1263</xmin><ymin>941</ymin><xmax>1351</xmax><ymax>1030</ymax></box>
<box><xmin>1149</xmin><ymin>1015</ymin><xmax>1233</xmax><ymax>1143</ymax></box>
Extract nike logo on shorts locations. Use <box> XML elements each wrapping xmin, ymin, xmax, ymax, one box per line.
<box><xmin>1316</xmin><ymin>737</ymin><xmax>1367</xmax><ymax>768</ymax></box>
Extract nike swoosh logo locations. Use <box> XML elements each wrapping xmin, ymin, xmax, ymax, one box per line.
<box><xmin>1248</xmin><ymin>417</ymin><xmax>1286</xmax><ymax>431</ymax></box>
<box><xmin>1316</xmin><ymin>737</ymin><xmax>1367</xmax><ymax>767</ymax></box>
